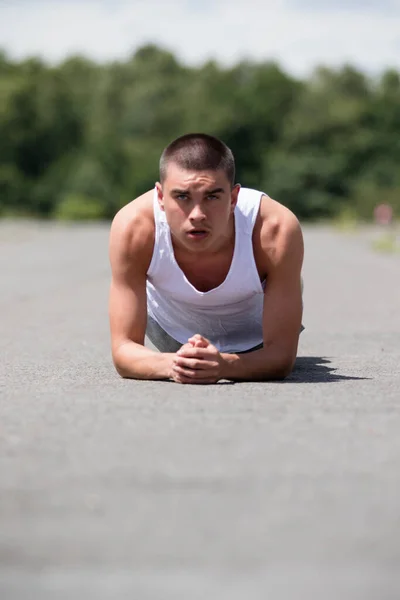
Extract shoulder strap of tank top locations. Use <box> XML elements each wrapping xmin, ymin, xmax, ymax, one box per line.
<box><xmin>147</xmin><ymin>186</ymin><xmax>164</xmax><ymax>276</ymax></box>
<box><xmin>236</xmin><ymin>188</ymin><xmax>265</xmax><ymax>233</ymax></box>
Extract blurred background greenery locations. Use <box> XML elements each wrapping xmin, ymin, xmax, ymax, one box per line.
<box><xmin>0</xmin><ymin>45</ymin><xmax>399</xmax><ymax>222</ymax></box>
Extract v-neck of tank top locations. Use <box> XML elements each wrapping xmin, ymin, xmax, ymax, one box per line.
<box><xmin>165</xmin><ymin>211</ymin><xmax>239</xmax><ymax>296</ymax></box>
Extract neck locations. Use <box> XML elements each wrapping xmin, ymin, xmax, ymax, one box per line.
<box><xmin>174</xmin><ymin>214</ymin><xmax>235</xmax><ymax>260</ymax></box>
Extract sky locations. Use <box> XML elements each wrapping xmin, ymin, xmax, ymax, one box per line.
<box><xmin>0</xmin><ymin>0</ymin><xmax>399</xmax><ymax>76</ymax></box>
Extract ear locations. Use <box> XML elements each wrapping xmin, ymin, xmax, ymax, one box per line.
<box><xmin>155</xmin><ymin>182</ymin><xmax>165</xmax><ymax>211</ymax></box>
<box><xmin>230</xmin><ymin>184</ymin><xmax>241</xmax><ymax>213</ymax></box>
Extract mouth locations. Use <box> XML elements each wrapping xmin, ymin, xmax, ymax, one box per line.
<box><xmin>186</xmin><ymin>228</ymin><xmax>210</xmax><ymax>240</ymax></box>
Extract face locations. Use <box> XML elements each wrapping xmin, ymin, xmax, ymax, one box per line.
<box><xmin>156</xmin><ymin>163</ymin><xmax>240</xmax><ymax>254</ymax></box>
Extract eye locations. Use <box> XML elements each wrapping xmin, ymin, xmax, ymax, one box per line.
<box><xmin>207</xmin><ymin>194</ymin><xmax>218</xmax><ymax>200</ymax></box>
<box><xmin>176</xmin><ymin>194</ymin><xmax>188</xmax><ymax>201</ymax></box>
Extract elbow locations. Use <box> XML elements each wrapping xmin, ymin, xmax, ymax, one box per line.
<box><xmin>113</xmin><ymin>358</ymin><xmax>128</xmax><ymax>379</ymax></box>
<box><xmin>270</xmin><ymin>355</ymin><xmax>296</xmax><ymax>381</ymax></box>
<box><xmin>112</xmin><ymin>349</ymin><xmax>132</xmax><ymax>379</ymax></box>
<box><xmin>274</xmin><ymin>365</ymin><xmax>293</xmax><ymax>381</ymax></box>
<box><xmin>115</xmin><ymin>365</ymin><xmax>131</xmax><ymax>379</ymax></box>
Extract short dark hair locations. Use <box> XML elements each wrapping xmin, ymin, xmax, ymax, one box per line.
<box><xmin>159</xmin><ymin>133</ymin><xmax>235</xmax><ymax>187</ymax></box>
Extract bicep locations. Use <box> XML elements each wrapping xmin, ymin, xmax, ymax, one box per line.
<box><xmin>262</xmin><ymin>270</ymin><xmax>303</xmax><ymax>360</ymax></box>
<box><xmin>108</xmin><ymin>212</ymin><xmax>151</xmax><ymax>352</ymax></box>
<box><xmin>261</xmin><ymin>219</ymin><xmax>304</xmax><ymax>363</ymax></box>
<box><xmin>109</xmin><ymin>274</ymin><xmax>147</xmax><ymax>350</ymax></box>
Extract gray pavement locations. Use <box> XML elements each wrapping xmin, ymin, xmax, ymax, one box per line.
<box><xmin>1</xmin><ymin>220</ymin><xmax>400</xmax><ymax>599</ymax></box>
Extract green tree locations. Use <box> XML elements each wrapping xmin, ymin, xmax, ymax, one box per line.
<box><xmin>0</xmin><ymin>47</ymin><xmax>399</xmax><ymax>221</ymax></box>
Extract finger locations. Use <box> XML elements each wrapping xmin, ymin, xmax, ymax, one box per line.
<box><xmin>195</xmin><ymin>340</ymin><xmax>207</xmax><ymax>348</ymax></box>
<box><xmin>191</xmin><ymin>334</ymin><xmax>211</xmax><ymax>345</ymax></box>
<box><xmin>172</xmin><ymin>369</ymin><xmax>218</xmax><ymax>385</ymax></box>
<box><xmin>173</xmin><ymin>364</ymin><xmax>217</xmax><ymax>381</ymax></box>
<box><xmin>177</xmin><ymin>346</ymin><xmax>217</xmax><ymax>360</ymax></box>
<box><xmin>174</xmin><ymin>357</ymin><xmax>218</xmax><ymax>370</ymax></box>
<box><xmin>173</xmin><ymin>365</ymin><xmax>198</xmax><ymax>379</ymax></box>
<box><xmin>188</xmin><ymin>335</ymin><xmax>208</xmax><ymax>348</ymax></box>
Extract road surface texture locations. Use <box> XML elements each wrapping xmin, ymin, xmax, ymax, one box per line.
<box><xmin>1</xmin><ymin>220</ymin><xmax>400</xmax><ymax>599</ymax></box>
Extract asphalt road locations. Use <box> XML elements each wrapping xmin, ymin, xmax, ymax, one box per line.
<box><xmin>1</xmin><ymin>220</ymin><xmax>400</xmax><ymax>599</ymax></box>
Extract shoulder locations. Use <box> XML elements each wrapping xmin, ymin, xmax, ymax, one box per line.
<box><xmin>253</xmin><ymin>195</ymin><xmax>304</xmax><ymax>273</ymax></box>
<box><xmin>236</xmin><ymin>187</ymin><xmax>264</xmax><ymax>217</ymax></box>
<box><xmin>109</xmin><ymin>189</ymin><xmax>155</xmax><ymax>274</ymax></box>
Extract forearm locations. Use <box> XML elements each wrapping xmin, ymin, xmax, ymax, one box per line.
<box><xmin>113</xmin><ymin>341</ymin><xmax>174</xmax><ymax>380</ymax></box>
<box><xmin>221</xmin><ymin>347</ymin><xmax>295</xmax><ymax>382</ymax></box>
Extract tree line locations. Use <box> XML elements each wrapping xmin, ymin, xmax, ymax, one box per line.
<box><xmin>1</xmin><ymin>45</ymin><xmax>399</xmax><ymax>221</ymax></box>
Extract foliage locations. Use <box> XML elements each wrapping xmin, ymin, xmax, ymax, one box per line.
<box><xmin>54</xmin><ymin>193</ymin><xmax>107</xmax><ymax>221</ymax></box>
<box><xmin>0</xmin><ymin>46</ymin><xmax>399</xmax><ymax>221</ymax></box>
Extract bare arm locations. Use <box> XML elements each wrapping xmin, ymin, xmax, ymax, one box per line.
<box><xmin>109</xmin><ymin>201</ymin><xmax>175</xmax><ymax>380</ymax></box>
<box><xmin>222</xmin><ymin>209</ymin><xmax>304</xmax><ymax>380</ymax></box>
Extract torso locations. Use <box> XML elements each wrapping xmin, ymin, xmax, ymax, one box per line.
<box><xmin>168</xmin><ymin>196</ymin><xmax>275</xmax><ymax>292</ymax></box>
<box><xmin>120</xmin><ymin>189</ymin><xmax>287</xmax><ymax>289</ymax></box>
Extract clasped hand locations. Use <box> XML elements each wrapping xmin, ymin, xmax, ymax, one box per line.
<box><xmin>171</xmin><ymin>334</ymin><xmax>224</xmax><ymax>384</ymax></box>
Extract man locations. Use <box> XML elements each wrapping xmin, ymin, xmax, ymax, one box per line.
<box><xmin>109</xmin><ymin>133</ymin><xmax>304</xmax><ymax>384</ymax></box>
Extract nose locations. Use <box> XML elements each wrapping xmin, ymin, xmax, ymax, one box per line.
<box><xmin>189</xmin><ymin>203</ymin><xmax>206</xmax><ymax>222</ymax></box>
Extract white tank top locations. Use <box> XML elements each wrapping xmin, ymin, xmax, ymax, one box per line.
<box><xmin>146</xmin><ymin>187</ymin><xmax>266</xmax><ymax>353</ymax></box>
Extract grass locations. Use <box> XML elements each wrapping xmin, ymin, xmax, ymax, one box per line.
<box><xmin>332</xmin><ymin>207</ymin><xmax>360</xmax><ymax>233</ymax></box>
<box><xmin>371</xmin><ymin>232</ymin><xmax>400</xmax><ymax>254</ymax></box>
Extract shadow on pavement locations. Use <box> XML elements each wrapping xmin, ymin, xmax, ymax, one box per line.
<box><xmin>286</xmin><ymin>356</ymin><xmax>370</xmax><ymax>383</ymax></box>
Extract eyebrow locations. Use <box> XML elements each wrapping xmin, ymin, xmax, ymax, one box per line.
<box><xmin>170</xmin><ymin>187</ymin><xmax>225</xmax><ymax>195</ymax></box>
<box><xmin>171</xmin><ymin>188</ymin><xmax>189</xmax><ymax>195</ymax></box>
<box><xmin>205</xmin><ymin>187</ymin><xmax>224</xmax><ymax>195</ymax></box>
